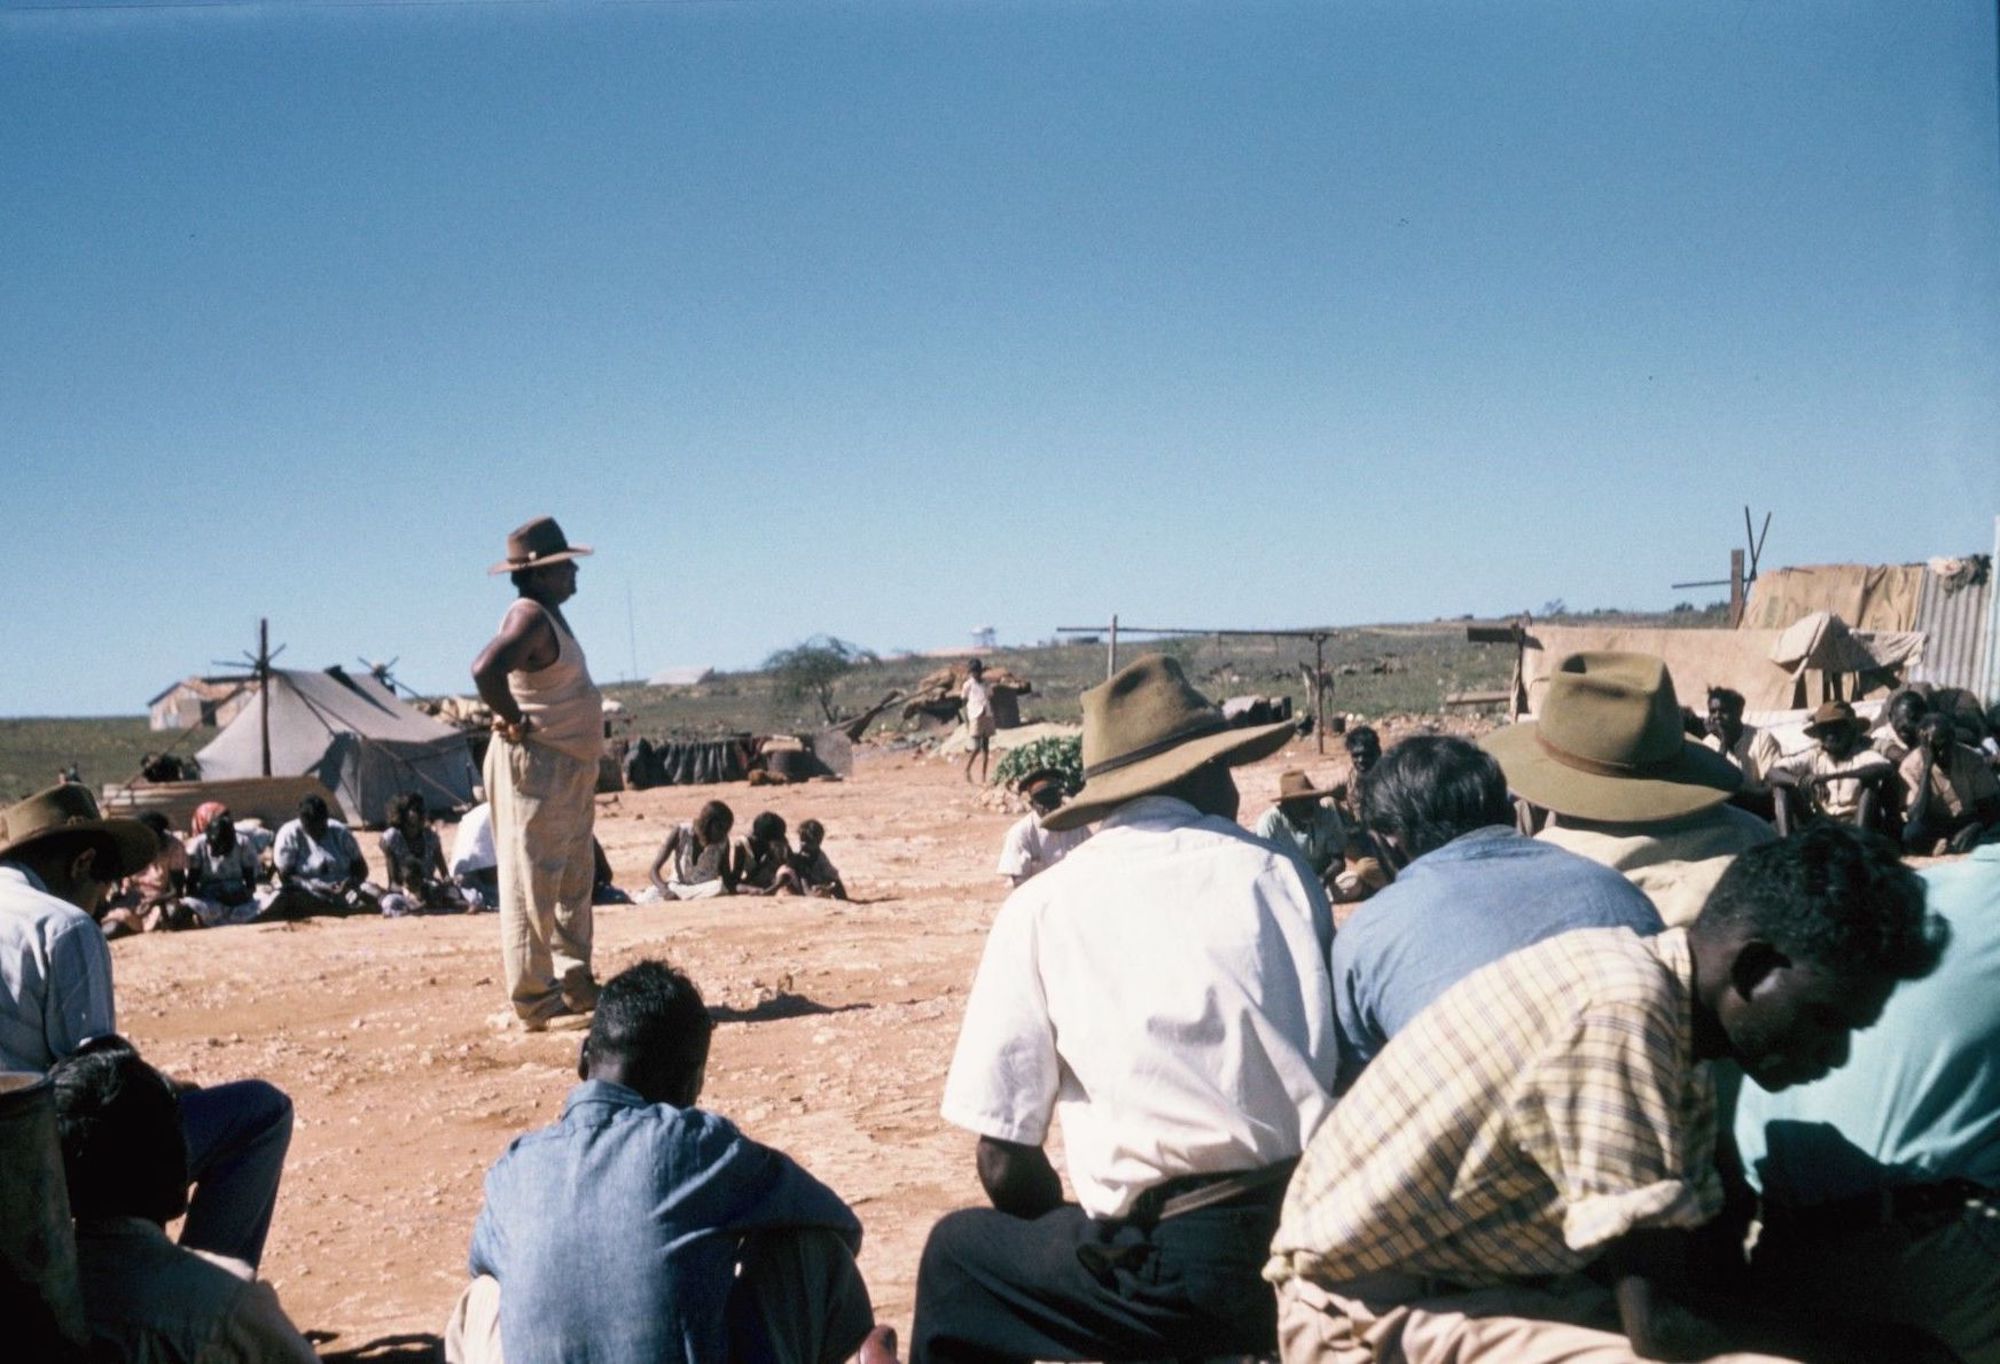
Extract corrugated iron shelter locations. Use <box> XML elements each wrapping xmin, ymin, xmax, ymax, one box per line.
<box><xmin>195</xmin><ymin>666</ymin><xmax>477</xmax><ymax>825</ymax></box>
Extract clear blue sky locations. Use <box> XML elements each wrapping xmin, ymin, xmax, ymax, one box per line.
<box><xmin>4</xmin><ymin>0</ymin><xmax>1996</xmax><ymax>715</ymax></box>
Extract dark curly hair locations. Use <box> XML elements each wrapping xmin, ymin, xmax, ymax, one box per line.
<box><xmin>585</xmin><ymin>960</ymin><xmax>714</xmax><ymax>1105</ymax></box>
<box><xmin>1360</xmin><ymin>736</ymin><xmax>1512</xmax><ymax>861</ymax></box>
<box><xmin>1698</xmin><ymin>822</ymin><xmax>1947</xmax><ymax>983</ymax></box>
<box><xmin>50</xmin><ymin>1036</ymin><xmax>189</xmax><ymax>1225</ymax></box>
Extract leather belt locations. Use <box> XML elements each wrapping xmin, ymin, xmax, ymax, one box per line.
<box><xmin>1127</xmin><ymin>1159</ymin><xmax>1298</xmax><ymax>1227</ymax></box>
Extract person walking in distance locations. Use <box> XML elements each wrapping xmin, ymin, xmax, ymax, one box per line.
<box><xmin>471</xmin><ymin>517</ymin><xmax>605</xmax><ymax>1030</ymax></box>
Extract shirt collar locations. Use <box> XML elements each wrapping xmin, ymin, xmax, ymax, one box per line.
<box><xmin>1096</xmin><ymin>794</ymin><xmax>1206</xmax><ymax>833</ymax></box>
<box><xmin>0</xmin><ymin>862</ymin><xmax>48</xmax><ymax>893</ymax></box>
<box><xmin>561</xmin><ymin>1078</ymin><xmax>671</xmax><ymax>1118</ymax></box>
<box><xmin>1647</xmin><ymin>927</ymin><xmax>1700</xmax><ymax>1059</ymax></box>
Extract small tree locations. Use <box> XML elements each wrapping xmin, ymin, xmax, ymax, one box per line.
<box><xmin>764</xmin><ymin>636</ymin><xmax>878</xmax><ymax>724</ymax></box>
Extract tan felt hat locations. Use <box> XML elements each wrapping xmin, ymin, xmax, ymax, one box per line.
<box><xmin>0</xmin><ymin>784</ymin><xmax>159</xmax><ymax>879</ymax></box>
<box><xmin>1803</xmin><ymin>700</ymin><xmax>1861</xmax><ymax>737</ymax></box>
<box><xmin>1274</xmin><ymin>769</ymin><xmax>1337</xmax><ymax>803</ymax></box>
<box><xmin>1480</xmin><ymin>651</ymin><xmax>1741</xmax><ymax>824</ymax></box>
<box><xmin>488</xmin><ymin>516</ymin><xmax>594</xmax><ymax>575</ymax></box>
<box><xmin>1040</xmin><ymin>654</ymin><xmax>1294</xmax><ymax>832</ymax></box>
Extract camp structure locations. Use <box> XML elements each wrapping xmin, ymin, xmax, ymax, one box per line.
<box><xmin>194</xmin><ymin>666</ymin><xmax>478</xmax><ymax>825</ymax></box>
<box><xmin>147</xmin><ymin>675</ymin><xmax>258</xmax><ymax>731</ymax></box>
<box><xmin>901</xmin><ymin>661</ymin><xmax>1034</xmax><ymax>729</ymax></box>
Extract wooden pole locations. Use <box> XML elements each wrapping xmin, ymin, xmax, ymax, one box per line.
<box><xmin>1108</xmin><ymin>614</ymin><xmax>1119</xmax><ymax>680</ymax></box>
<box><xmin>258</xmin><ymin>618</ymin><xmax>272</xmax><ymax>778</ymax></box>
<box><xmin>1314</xmin><ymin>634</ymin><xmax>1327</xmax><ymax>754</ymax></box>
<box><xmin>1728</xmin><ymin>548</ymin><xmax>1746</xmax><ymax>626</ymax></box>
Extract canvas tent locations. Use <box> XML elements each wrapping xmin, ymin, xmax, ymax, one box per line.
<box><xmin>196</xmin><ymin>667</ymin><xmax>478</xmax><ymax>826</ymax></box>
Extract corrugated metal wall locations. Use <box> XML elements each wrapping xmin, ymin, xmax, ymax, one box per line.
<box><xmin>1908</xmin><ymin>558</ymin><xmax>1994</xmax><ymax>701</ymax></box>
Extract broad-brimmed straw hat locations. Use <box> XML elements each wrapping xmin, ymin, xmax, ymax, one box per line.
<box><xmin>1802</xmin><ymin>700</ymin><xmax>1862</xmax><ymax>737</ymax></box>
<box><xmin>1274</xmin><ymin>769</ymin><xmax>1336</xmax><ymax>804</ymax></box>
<box><xmin>488</xmin><ymin>516</ymin><xmax>594</xmax><ymax>576</ymax></box>
<box><xmin>0</xmin><ymin>785</ymin><xmax>159</xmax><ymax>879</ymax></box>
<box><xmin>1480</xmin><ymin>651</ymin><xmax>1740</xmax><ymax>823</ymax></box>
<box><xmin>1041</xmin><ymin>655</ymin><xmax>1295</xmax><ymax>832</ymax></box>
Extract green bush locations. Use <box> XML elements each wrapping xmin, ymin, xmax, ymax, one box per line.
<box><xmin>992</xmin><ymin>735</ymin><xmax>1084</xmax><ymax>793</ymax></box>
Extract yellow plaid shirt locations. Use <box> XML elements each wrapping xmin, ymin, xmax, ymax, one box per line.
<box><xmin>1266</xmin><ymin>927</ymin><xmax>1721</xmax><ymax>1289</ymax></box>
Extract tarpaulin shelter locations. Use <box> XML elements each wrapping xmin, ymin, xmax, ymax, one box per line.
<box><xmin>196</xmin><ymin>667</ymin><xmax>477</xmax><ymax>825</ymax></box>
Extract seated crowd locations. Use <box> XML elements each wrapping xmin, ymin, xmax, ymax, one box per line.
<box><xmin>6</xmin><ymin>648</ymin><xmax>1999</xmax><ymax>1363</ymax></box>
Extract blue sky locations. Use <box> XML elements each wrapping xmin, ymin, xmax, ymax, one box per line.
<box><xmin>3</xmin><ymin>0</ymin><xmax>1996</xmax><ymax>715</ymax></box>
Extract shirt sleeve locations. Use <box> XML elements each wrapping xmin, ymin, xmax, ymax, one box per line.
<box><xmin>940</xmin><ymin>895</ymin><xmax>1059</xmax><ymax>1145</ymax></box>
<box><xmin>1510</xmin><ymin>1001</ymin><xmax>1722</xmax><ymax>1256</ymax></box>
<box><xmin>45</xmin><ymin>916</ymin><xmax>116</xmax><ymax>1060</ymax></box>
<box><xmin>709</xmin><ymin>1123</ymin><xmax>865</xmax><ymax>1255</ymax></box>
<box><xmin>994</xmin><ymin>820</ymin><xmax>1031</xmax><ymax>878</ymax></box>
<box><xmin>272</xmin><ymin>826</ymin><xmax>304</xmax><ymax>876</ymax></box>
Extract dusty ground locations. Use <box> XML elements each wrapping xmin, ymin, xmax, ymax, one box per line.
<box><xmin>108</xmin><ymin>735</ymin><xmax>1374</xmax><ymax>1361</ymax></box>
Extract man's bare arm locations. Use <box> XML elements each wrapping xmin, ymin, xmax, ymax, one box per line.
<box><xmin>470</xmin><ymin>603</ymin><xmax>556</xmax><ymax>728</ymax></box>
<box><xmin>975</xmin><ymin>1136</ymin><xmax>1063</xmax><ymax>1219</ymax></box>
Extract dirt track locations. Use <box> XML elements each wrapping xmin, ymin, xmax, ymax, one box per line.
<box><xmin>106</xmin><ymin>739</ymin><xmax>1367</xmax><ymax>1359</ymax></box>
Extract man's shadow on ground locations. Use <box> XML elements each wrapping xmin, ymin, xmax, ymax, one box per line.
<box><xmin>708</xmin><ymin>993</ymin><xmax>871</xmax><ymax>1024</ymax></box>
<box><xmin>312</xmin><ymin>1331</ymin><xmax>441</xmax><ymax>1362</ymax></box>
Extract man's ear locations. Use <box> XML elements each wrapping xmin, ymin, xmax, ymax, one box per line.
<box><xmin>68</xmin><ymin>845</ymin><xmax>101</xmax><ymax>886</ymax></box>
<box><xmin>577</xmin><ymin>1038</ymin><xmax>591</xmax><ymax>1082</ymax></box>
<box><xmin>1728</xmin><ymin>940</ymin><xmax>1787</xmax><ymax>1001</ymax></box>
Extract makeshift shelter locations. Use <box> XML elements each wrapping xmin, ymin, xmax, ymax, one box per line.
<box><xmin>196</xmin><ymin>667</ymin><xmax>478</xmax><ymax>825</ymax></box>
<box><xmin>901</xmin><ymin>663</ymin><xmax>1033</xmax><ymax>729</ymax></box>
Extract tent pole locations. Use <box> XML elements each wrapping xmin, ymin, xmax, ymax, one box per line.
<box><xmin>1314</xmin><ymin>634</ymin><xmax>1327</xmax><ymax>755</ymax></box>
<box><xmin>258</xmin><ymin>618</ymin><xmax>272</xmax><ymax>778</ymax></box>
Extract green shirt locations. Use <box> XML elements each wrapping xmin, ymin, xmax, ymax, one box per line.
<box><xmin>1255</xmin><ymin>802</ymin><xmax>1346</xmax><ymax>878</ymax></box>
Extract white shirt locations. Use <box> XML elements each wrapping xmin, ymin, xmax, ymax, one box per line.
<box><xmin>942</xmin><ymin>795</ymin><xmax>1337</xmax><ymax>1219</ymax></box>
<box><xmin>962</xmin><ymin>677</ymin><xmax>992</xmax><ymax>722</ymax></box>
<box><xmin>995</xmin><ymin>814</ymin><xmax>1091</xmax><ymax>884</ymax></box>
<box><xmin>0</xmin><ymin>862</ymin><xmax>116</xmax><ymax>1074</ymax></box>
<box><xmin>450</xmin><ymin>803</ymin><xmax>497</xmax><ymax>877</ymax></box>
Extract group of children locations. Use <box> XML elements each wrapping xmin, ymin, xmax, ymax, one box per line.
<box><xmin>644</xmin><ymin>800</ymin><xmax>848</xmax><ymax>902</ymax></box>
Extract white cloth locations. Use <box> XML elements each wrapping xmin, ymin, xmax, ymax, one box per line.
<box><xmin>1701</xmin><ymin>725</ymin><xmax>1780</xmax><ymax>794</ymax></box>
<box><xmin>942</xmin><ymin>794</ymin><xmax>1338</xmax><ymax>1219</ymax></box>
<box><xmin>962</xmin><ymin>677</ymin><xmax>993</xmax><ymax>723</ymax></box>
<box><xmin>450</xmin><ymin>803</ymin><xmax>497</xmax><ymax>877</ymax></box>
<box><xmin>0</xmin><ymin>862</ymin><xmax>116</xmax><ymax>1074</ymax></box>
<box><xmin>995</xmin><ymin>814</ymin><xmax>1090</xmax><ymax>883</ymax></box>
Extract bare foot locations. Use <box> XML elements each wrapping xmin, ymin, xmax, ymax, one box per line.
<box><xmin>857</xmin><ymin>1324</ymin><xmax>898</xmax><ymax>1364</ymax></box>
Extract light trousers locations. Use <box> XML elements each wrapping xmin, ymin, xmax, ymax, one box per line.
<box><xmin>1276</xmin><ymin>1274</ymin><xmax>1798</xmax><ymax>1364</ymax></box>
<box><xmin>485</xmin><ymin>738</ymin><xmax>598</xmax><ymax>1023</ymax></box>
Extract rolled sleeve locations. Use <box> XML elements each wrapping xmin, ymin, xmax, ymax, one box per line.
<box><xmin>940</xmin><ymin>897</ymin><xmax>1058</xmax><ymax>1145</ymax></box>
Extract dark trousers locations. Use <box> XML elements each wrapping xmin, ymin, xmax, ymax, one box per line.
<box><xmin>179</xmin><ymin>1080</ymin><xmax>294</xmax><ymax>1268</ymax></box>
<box><xmin>910</xmin><ymin>1192</ymin><xmax>1284</xmax><ymax>1364</ymax></box>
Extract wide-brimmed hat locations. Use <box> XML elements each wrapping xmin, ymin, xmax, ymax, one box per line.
<box><xmin>1041</xmin><ymin>654</ymin><xmax>1295</xmax><ymax>832</ymax></box>
<box><xmin>0</xmin><ymin>785</ymin><xmax>159</xmax><ymax>878</ymax></box>
<box><xmin>488</xmin><ymin>516</ymin><xmax>594</xmax><ymax>576</ymax></box>
<box><xmin>1480</xmin><ymin>652</ymin><xmax>1741</xmax><ymax>823</ymax></box>
<box><xmin>1803</xmin><ymin>700</ymin><xmax>1862</xmax><ymax>737</ymax></box>
<box><xmin>1274</xmin><ymin>769</ymin><xmax>1336</xmax><ymax>803</ymax></box>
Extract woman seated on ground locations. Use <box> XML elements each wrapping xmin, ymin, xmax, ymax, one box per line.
<box><xmin>733</xmin><ymin>812</ymin><xmax>803</xmax><ymax>896</ymax></box>
<box><xmin>788</xmin><ymin>819</ymin><xmax>847</xmax><ymax>900</ymax></box>
<box><xmin>378</xmin><ymin>793</ymin><xmax>465</xmax><ymax>917</ymax></box>
<box><xmin>649</xmin><ymin>800</ymin><xmax>735</xmax><ymax>900</ymax></box>
<box><xmin>186</xmin><ymin>811</ymin><xmax>267</xmax><ymax>927</ymax></box>
<box><xmin>100</xmin><ymin>811</ymin><xmax>202</xmax><ymax>938</ymax></box>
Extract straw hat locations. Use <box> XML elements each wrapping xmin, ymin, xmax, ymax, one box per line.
<box><xmin>1040</xmin><ymin>654</ymin><xmax>1295</xmax><ymax>832</ymax></box>
<box><xmin>1802</xmin><ymin>700</ymin><xmax>1861</xmax><ymax>737</ymax></box>
<box><xmin>1480</xmin><ymin>652</ymin><xmax>1740</xmax><ymax>823</ymax></box>
<box><xmin>488</xmin><ymin>516</ymin><xmax>594</xmax><ymax>576</ymax></box>
<box><xmin>1274</xmin><ymin>769</ymin><xmax>1336</xmax><ymax>804</ymax></box>
<box><xmin>0</xmin><ymin>785</ymin><xmax>159</xmax><ymax>879</ymax></box>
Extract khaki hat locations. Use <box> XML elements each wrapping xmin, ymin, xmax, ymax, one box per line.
<box><xmin>0</xmin><ymin>785</ymin><xmax>159</xmax><ymax>879</ymax></box>
<box><xmin>1275</xmin><ymin>769</ymin><xmax>1336</xmax><ymax>803</ymax></box>
<box><xmin>488</xmin><ymin>516</ymin><xmax>594</xmax><ymax>576</ymax></box>
<box><xmin>1480</xmin><ymin>652</ymin><xmax>1741</xmax><ymax>823</ymax></box>
<box><xmin>1803</xmin><ymin>700</ymin><xmax>1861</xmax><ymax>737</ymax></box>
<box><xmin>1041</xmin><ymin>654</ymin><xmax>1295</xmax><ymax>832</ymax></box>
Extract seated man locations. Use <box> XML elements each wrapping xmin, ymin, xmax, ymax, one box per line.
<box><xmin>1702</xmin><ymin>686</ymin><xmax>1781</xmax><ymax>815</ymax></box>
<box><xmin>1736</xmin><ymin>833</ymin><xmax>2000</xmax><ymax>1364</ymax></box>
<box><xmin>0</xmin><ymin>784</ymin><xmax>295</xmax><ymax>1270</ymax></box>
<box><xmin>1329</xmin><ymin>728</ymin><xmax>1391</xmax><ymax>911</ymax></box>
<box><xmin>449</xmin><ymin>800</ymin><xmax>500</xmax><ymax>911</ymax></box>
<box><xmin>1767</xmin><ymin>700</ymin><xmax>1895</xmax><ymax>834</ymax></box>
<box><xmin>269</xmin><ymin>793</ymin><xmax>374</xmax><ymax>918</ymax></box>
<box><xmin>446</xmin><ymin>960</ymin><xmax>894</xmax><ymax>1364</ymax></box>
<box><xmin>51</xmin><ymin>1037</ymin><xmax>318</xmax><ymax>1362</ymax></box>
<box><xmin>1330</xmin><ymin>735</ymin><xmax>1661</xmax><ymax>1090</ymax></box>
<box><xmin>735</xmin><ymin>811</ymin><xmax>803</xmax><ymax>896</ymax></box>
<box><xmin>649</xmin><ymin>800</ymin><xmax>735</xmax><ymax>901</ymax></box>
<box><xmin>1871</xmin><ymin>689</ymin><xmax>1929</xmax><ymax>765</ymax></box>
<box><xmin>913</xmin><ymin>655</ymin><xmax>1328</xmax><ymax>1363</ymax></box>
<box><xmin>1255</xmin><ymin>769</ymin><xmax>1347</xmax><ymax>888</ymax></box>
<box><xmin>1485</xmin><ymin>651</ymin><xmax>1775</xmax><ymax>925</ymax></box>
<box><xmin>1266</xmin><ymin>824</ymin><xmax>1952</xmax><ymax>1364</ymax></box>
<box><xmin>379</xmin><ymin>792</ymin><xmax>464</xmax><ymax>916</ymax></box>
<box><xmin>994</xmin><ymin>768</ymin><xmax>1091</xmax><ymax>887</ymax></box>
<box><xmin>186</xmin><ymin>811</ymin><xmax>267</xmax><ymax>928</ymax></box>
<box><xmin>99</xmin><ymin>810</ymin><xmax>200</xmax><ymax>938</ymax></box>
<box><xmin>1899</xmin><ymin>710</ymin><xmax>2000</xmax><ymax>854</ymax></box>
<box><xmin>790</xmin><ymin>819</ymin><xmax>849</xmax><ymax>900</ymax></box>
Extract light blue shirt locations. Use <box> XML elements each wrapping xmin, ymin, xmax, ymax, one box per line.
<box><xmin>272</xmin><ymin>818</ymin><xmax>363</xmax><ymax>882</ymax></box>
<box><xmin>1255</xmin><ymin>802</ymin><xmax>1347</xmax><ymax>879</ymax></box>
<box><xmin>1735</xmin><ymin>842</ymin><xmax>2000</xmax><ymax>1208</ymax></box>
<box><xmin>469</xmin><ymin>1080</ymin><xmax>861</xmax><ymax>1364</ymax></box>
<box><xmin>0</xmin><ymin>862</ymin><xmax>117</xmax><ymax>1073</ymax></box>
<box><xmin>1331</xmin><ymin>825</ymin><xmax>1663</xmax><ymax>1090</ymax></box>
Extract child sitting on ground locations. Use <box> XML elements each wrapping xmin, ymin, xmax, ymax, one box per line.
<box><xmin>789</xmin><ymin>819</ymin><xmax>848</xmax><ymax>900</ymax></box>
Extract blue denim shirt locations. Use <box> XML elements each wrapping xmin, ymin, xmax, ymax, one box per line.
<box><xmin>1331</xmin><ymin>826</ymin><xmax>1662</xmax><ymax>1090</ymax></box>
<box><xmin>468</xmin><ymin>1080</ymin><xmax>861</xmax><ymax>1364</ymax></box>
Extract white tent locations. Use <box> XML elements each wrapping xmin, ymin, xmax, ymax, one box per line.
<box><xmin>196</xmin><ymin>667</ymin><xmax>477</xmax><ymax>826</ymax></box>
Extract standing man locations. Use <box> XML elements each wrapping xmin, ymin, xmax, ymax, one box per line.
<box><xmin>913</xmin><ymin>654</ymin><xmax>1331</xmax><ymax>1363</ymax></box>
<box><xmin>471</xmin><ymin>517</ymin><xmax>605</xmax><ymax>1031</ymax></box>
<box><xmin>961</xmin><ymin>659</ymin><xmax>996</xmax><ymax>786</ymax></box>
